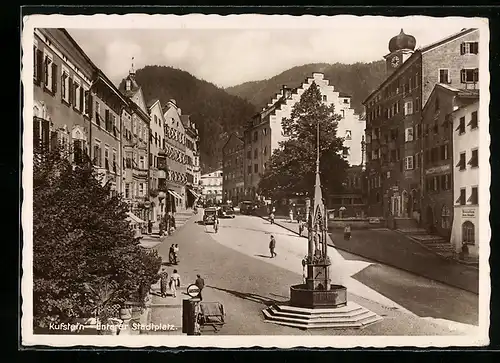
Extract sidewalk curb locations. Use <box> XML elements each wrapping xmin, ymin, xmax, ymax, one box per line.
<box><xmin>261</xmin><ymin>215</ymin><xmax>479</xmax><ymax>295</ymax></box>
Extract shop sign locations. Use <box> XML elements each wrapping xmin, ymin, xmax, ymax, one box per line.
<box><xmin>462</xmin><ymin>208</ymin><xmax>476</xmax><ymax>218</ymax></box>
<box><xmin>425</xmin><ymin>164</ymin><xmax>451</xmax><ymax>175</ymax></box>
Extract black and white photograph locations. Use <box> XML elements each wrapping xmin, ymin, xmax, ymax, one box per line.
<box><xmin>21</xmin><ymin>13</ymin><xmax>490</xmax><ymax>348</ymax></box>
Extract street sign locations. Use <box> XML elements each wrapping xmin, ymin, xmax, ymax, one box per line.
<box><xmin>144</xmin><ymin>201</ymin><xmax>151</xmax><ymax>208</ymax></box>
<box><xmin>186</xmin><ymin>284</ymin><xmax>201</xmax><ymax>298</ymax></box>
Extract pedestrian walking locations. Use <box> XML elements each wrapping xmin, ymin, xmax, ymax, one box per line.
<box><xmin>269</xmin><ymin>235</ymin><xmax>277</xmax><ymax>258</ymax></box>
<box><xmin>169</xmin><ymin>244</ymin><xmax>175</xmax><ymax>264</ymax></box>
<box><xmin>289</xmin><ymin>209</ymin><xmax>294</xmax><ymax>223</ymax></box>
<box><xmin>170</xmin><ymin>269</ymin><xmax>181</xmax><ymax>298</ymax></box>
<box><xmin>148</xmin><ymin>220</ymin><xmax>153</xmax><ymax>234</ymax></box>
<box><xmin>344</xmin><ymin>224</ymin><xmax>351</xmax><ymax>240</ymax></box>
<box><xmin>214</xmin><ymin>215</ymin><xmax>219</xmax><ymax>233</ymax></box>
<box><xmin>173</xmin><ymin>244</ymin><xmax>180</xmax><ymax>264</ymax></box>
<box><xmin>269</xmin><ymin>212</ymin><xmax>275</xmax><ymax>224</ymax></box>
<box><xmin>298</xmin><ymin>219</ymin><xmax>304</xmax><ymax>237</ymax></box>
<box><xmin>195</xmin><ymin>274</ymin><xmax>205</xmax><ymax>301</ymax></box>
<box><xmin>171</xmin><ymin>215</ymin><xmax>177</xmax><ymax>229</ymax></box>
<box><xmin>301</xmin><ymin>257</ymin><xmax>307</xmax><ymax>283</ymax></box>
<box><xmin>460</xmin><ymin>242</ymin><xmax>470</xmax><ymax>260</ymax></box>
<box><xmin>159</xmin><ymin>219</ymin><xmax>165</xmax><ymax>237</ymax></box>
<box><xmin>159</xmin><ymin>269</ymin><xmax>169</xmax><ymax>298</ymax></box>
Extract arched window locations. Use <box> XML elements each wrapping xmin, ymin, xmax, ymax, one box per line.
<box><xmin>441</xmin><ymin>205</ymin><xmax>451</xmax><ymax>229</ymax></box>
<box><xmin>462</xmin><ymin>221</ymin><xmax>475</xmax><ymax>245</ymax></box>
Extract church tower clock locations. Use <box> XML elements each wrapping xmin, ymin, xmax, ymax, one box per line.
<box><xmin>384</xmin><ymin>29</ymin><xmax>416</xmax><ymax>74</ymax></box>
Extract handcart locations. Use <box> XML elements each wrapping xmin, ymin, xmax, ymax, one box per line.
<box><xmin>197</xmin><ymin>302</ymin><xmax>225</xmax><ymax>333</ymax></box>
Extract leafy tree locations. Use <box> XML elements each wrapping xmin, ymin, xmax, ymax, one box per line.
<box><xmin>258</xmin><ymin>82</ymin><xmax>349</xmax><ymax>200</ymax></box>
<box><xmin>32</xmin><ymin>147</ymin><xmax>162</xmax><ymax>329</ymax></box>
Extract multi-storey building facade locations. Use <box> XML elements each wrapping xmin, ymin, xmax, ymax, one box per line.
<box><xmin>243</xmin><ymin>73</ymin><xmax>364</xmax><ymax>201</ymax></box>
<box><xmin>420</xmin><ymin>84</ymin><xmax>479</xmax><ymax>239</ymax></box>
<box><xmin>148</xmin><ymin>98</ymin><xmax>166</xmax><ymax>224</ymax></box>
<box><xmin>450</xmin><ymin>97</ymin><xmax>480</xmax><ymax>258</ymax></box>
<box><xmin>33</xmin><ymin>29</ymin><xmax>126</xmax><ymax>197</ymax></box>
<box><xmin>161</xmin><ymin>99</ymin><xmax>187</xmax><ymax>212</ymax></box>
<box><xmin>200</xmin><ymin>169</ymin><xmax>223</xmax><ymax>204</ymax></box>
<box><xmin>121</xmin><ymin>69</ymin><xmax>151</xmax><ymax>222</ymax></box>
<box><xmin>91</xmin><ymin>70</ymin><xmax>127</xmax><ymax>194</ymax></box>
<box><xmin>222</xmin><ymin>133</ymin><xmax>244</xmax><ymax>204</ymax></box>
<box><xmin>181</xmin><ymin>115</ymin><xmax>201</xmax><ymax>208</ymax></box>
<box><xmin>33</xmin><ymin>28</ymin><xmax>94</xmax><ymax>162</ymax></box>
<box><xmin>363</xmin><ymin>28</ymin><xmax>479</xmax><ymax>225</ymax></box>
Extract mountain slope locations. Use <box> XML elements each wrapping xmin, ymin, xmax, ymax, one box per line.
<box><xmin>226</xmin><ymin>61</ymin><xmax>387</xmax><ymax>115</ymax></box>
<box><xmin>119</xmin><ymin>65</ymin><xmax>257</xmax><ymax>172</ymax></box>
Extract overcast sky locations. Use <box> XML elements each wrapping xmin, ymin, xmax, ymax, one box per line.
<box><xmin>61</xmin><ymin>15</ymin><xmax>484</xmax><ymax>88</ymax></box>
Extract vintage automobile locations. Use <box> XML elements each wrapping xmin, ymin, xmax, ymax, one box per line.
<box><xmin>218</xmin><ymin>205</ymin><xmax>235</xmax><ymax>219</ymax></box>
<box><xmin>203</xmin><ymin>207</ymin><xmax>218</xmax><ymax>225</ymax></box>
<box><xmin>239</xmin><ymin>201</ymin><xmax>256</xmax><ymax>215</ymax></box>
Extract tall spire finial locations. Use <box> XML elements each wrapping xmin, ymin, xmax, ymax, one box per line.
<box><xmin>316</xmin><ymin>119</ymin><xmax>320</xmax><ymax>175</ymax></box>
<box><xmin>130</xmin><ymin>57</ymin><xmax>135</xmax><ymax>75</ymax></box>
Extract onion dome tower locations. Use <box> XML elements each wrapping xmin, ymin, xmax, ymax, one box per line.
<box><xmin>385</xmin><ymin>29</ymin><xmax>417</xmax><ymax>74</ymax></box>
<box><xmin>389</xmin><ymin>29</ymin><xmax>416</xmax><ymax>53</ymax></box>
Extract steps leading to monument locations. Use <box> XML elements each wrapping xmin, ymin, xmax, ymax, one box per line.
<box><xmin>265</xmin><ymin>307</ymin><xmax>375</xmax><ymax>323</ymax></box>
<box><xmin>263</xmin><ymin>302</ymin><xmax>382</xmax><ymax>329</ymax></box>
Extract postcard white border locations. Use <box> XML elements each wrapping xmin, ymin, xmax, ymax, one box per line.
<box><xmin>21</xmin><ymin>13</ymin><xmax>491</xmax><ymax>348</ymax></box>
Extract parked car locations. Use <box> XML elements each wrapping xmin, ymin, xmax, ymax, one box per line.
<box><xmin>218</xmin><ymin>205</ymin><xmax>235</xmax><ymax>218</ymax></box>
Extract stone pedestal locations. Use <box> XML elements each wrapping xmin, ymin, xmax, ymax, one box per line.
<box><xmin>306</xmin><ymin>263</ymin><xmax>331</xmax><ymax>290</ymax></box>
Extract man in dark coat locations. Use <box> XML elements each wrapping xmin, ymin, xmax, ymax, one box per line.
<box><xmin>269</xmin><ymin>235</ymin><xmax>277</xmax><ymax>258</ymax></box>
<box><xmin>195</xmin><ymin>274</ymin><xmax>205</xmax><ymax>301</ymax></box>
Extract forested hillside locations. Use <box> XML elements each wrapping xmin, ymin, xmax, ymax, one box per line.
<box><xmin>119</xmin><ymin>65</ymin><xmax>257</xmax><ymax>172</ymax></box>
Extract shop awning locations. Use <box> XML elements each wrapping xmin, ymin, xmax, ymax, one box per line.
<box><xmin>188</xmin><ymin>188</ymin><xmax>201</xmax><ymax>199</ymax></box>
<box><xmin>168</xmin><ymin>190</ymin><xmax>183</xmax><ymax>200</ymax></box>
<box><xmin>126</xmin><ymin>211</ymin><xmax>146</xmax><ymax>224</ymax></box>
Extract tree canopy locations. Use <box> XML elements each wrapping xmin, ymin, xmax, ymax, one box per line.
<box><xmin>33</xmin><ymin>148</ymin><xmax>161</xmax><ymax>329</ymax></box>
<box><xmin>258</xmin><ymin>82</ymin><xmax>349</xmax><ymax>200</ymax></box>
